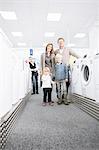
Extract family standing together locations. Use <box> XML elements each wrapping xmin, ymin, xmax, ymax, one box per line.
<box><xmin>29</xmin><ymin>37</ymin><xmax>80</xmax><ymax>106</ymax></box>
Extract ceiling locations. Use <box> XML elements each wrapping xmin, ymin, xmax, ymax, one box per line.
<box><xmin>0</xmin><ymin>0</ymin><xmax>99</xmax><ymax>48</ymax></box>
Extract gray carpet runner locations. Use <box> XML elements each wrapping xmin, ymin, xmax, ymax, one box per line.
<box><xmin>5</xmin><ymin>90</ymin><xmax>99</xmax><ymax>150</ymax></box>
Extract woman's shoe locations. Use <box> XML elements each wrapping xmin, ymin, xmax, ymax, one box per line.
<box><xmin>36</xmin><ymin>92</ymin><xmax>39</xmax><ymax>94</ymax></box>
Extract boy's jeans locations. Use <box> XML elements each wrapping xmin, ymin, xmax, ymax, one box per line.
<box><xmin>56</xmin><ymin>80</ymin><xmax>68</xmax><ymax>102</ymax></box>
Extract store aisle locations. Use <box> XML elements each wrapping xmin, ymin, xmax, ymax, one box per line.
<box><xmin>5</xmin><ymin>90</ymin><xmax>99</xmax><ymax>150</ymax></box>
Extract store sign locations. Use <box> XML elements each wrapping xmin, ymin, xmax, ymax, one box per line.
<box><xmin>30</xmin><ymin>49</ymin><xmax>33</xmax><ymax>55</ymax></box>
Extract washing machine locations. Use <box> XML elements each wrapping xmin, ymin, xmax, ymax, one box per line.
<box><xmin>72</xmin><ymin>58</ymin><xmax>83</xmax><ymax>95</ymax></box>
<box><xmin>81</xmin><ymin>56</ymin><xmax>95</xmax><ymax>100</ymax></box>
<box><xmin>93</xmin><ymin>53</ymin><xmax>99</xmax><ymax>103</ymax></box>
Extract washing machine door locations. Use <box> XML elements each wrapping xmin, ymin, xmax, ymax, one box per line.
<box><xmin>81</xmin><ymin>63</ymin><xmax>92</xmax><ymax>86</ymax></box>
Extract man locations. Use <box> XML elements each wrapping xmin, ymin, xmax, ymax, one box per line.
<box><xmin>54</xmin><ymin>38</ymin><xmax>80</xmax><ymax>104</ymax></box>
<box><xmin>29</xmin><ymin>57</ymin><xmax>39</xmax><ymax>95</ymax></box>
<box><xmin>55</xmin><ymin>38</ymin><xmax>79</xmax><ymax>64</ymax></box>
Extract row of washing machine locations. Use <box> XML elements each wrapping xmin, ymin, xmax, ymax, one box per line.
<box><xmin>72</xmin><ymin>53</ymin><xmax>99</xmax><ymax>103</ymax></box>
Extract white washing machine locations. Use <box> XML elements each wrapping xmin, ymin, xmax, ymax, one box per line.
<box><xmin>72</xmin><ymin>58</ymin><xmax>83</xmax><ymax>95</ymax></box>
<box><xmin>81</xmin><ymin>56</ymin><xmax>95</xmax><ymax>100</ymax></box>
<box><xmin>93</xmin><ymin>54</ymin><xmax>99</xmax><ymax>103</ymax></box>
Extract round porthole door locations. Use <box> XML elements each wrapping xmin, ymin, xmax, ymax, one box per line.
<box><xmin>81</xmin><ymin>64</ymin><xmax>92</xmax><ymax>85</ymax></box>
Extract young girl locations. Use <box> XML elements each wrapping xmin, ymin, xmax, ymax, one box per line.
<box><xmin>42</xmin><ymin>67</ymin><xmax>54</xmax><ymax>106</ymax></box>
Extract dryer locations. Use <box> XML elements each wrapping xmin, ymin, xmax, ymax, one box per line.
<box><xmin>81</xmin><ymin>56</ymin><xmax>95</xmax><ymax>100</ymax></box>
<box><xmin>72</xmin><ymin>58</ymin><xmax>83</xmax><ymax>95</ymax></box>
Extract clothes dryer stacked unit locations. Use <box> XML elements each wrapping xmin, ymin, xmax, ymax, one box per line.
<box><xmin>81</xmin><ymin>55</ymin><xmax>95</xmax><ymax>100</ymax></box>
<box><xmin>72</xmin><ymin>58</ymin><xmax>83</xmax><ymax>96</ymax></box>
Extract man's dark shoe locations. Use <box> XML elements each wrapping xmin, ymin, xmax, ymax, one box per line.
<box><xmin>57</xmin><ymin>99</ymin><xmax>62</xmax><ymax>105</ymax></box>
<box><xmin>64</xmin><ymin>101</ymin><xmax>69</xmax><ymax>105</ymax></box>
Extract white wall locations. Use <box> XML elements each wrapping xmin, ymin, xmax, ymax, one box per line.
<box><xmin>0</xmin><ymin>31</ymin><xmax>13</xmax><ymax>118</ymax></box>
<box><xmin>88</xmin><ymin>3</ymin><xmax>99</xmax><ymax>55</ymax></box>
<box><xmin>0</xmin><ymin>32</ymin><xmax>32</xmax><ymax>119</ymax></box>
<box><xmin>89</xmin><ymin>25</ymin><xmax>99</xmax><ymax>55</ymax></box>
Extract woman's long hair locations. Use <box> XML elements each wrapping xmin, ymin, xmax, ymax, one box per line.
<box><xmin>45</xmin><ymin>43</ymin><xmax>54</xmax><ymax>55</ymax></box>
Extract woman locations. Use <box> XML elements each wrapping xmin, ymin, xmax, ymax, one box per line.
<box><xmin>41</xmin><ymin>43</ymin><xmax>55</xmax><ymax>75</ymax></box>
<box><xmin>29</xmin><ymin>57</ymin><xmax>39</xmax><ymax>95</ymax></box>
<box><xmin>40</xmin><ymin>43</ymin><xmax>55</xmax><ymax>102</ymax></box>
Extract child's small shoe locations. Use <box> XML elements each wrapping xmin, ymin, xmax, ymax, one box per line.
<box><xmin>49</xmin><ymin>102</ymin><xmax>54</xmax><ymax>106</ymax></box>
<box><xmin>42</xmin><ymin>102</ymin><xmax>46</xmax><ymax>106</ymax></box>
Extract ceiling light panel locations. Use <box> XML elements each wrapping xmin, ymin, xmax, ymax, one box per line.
<box><xmin>17</xmin><ymin>43</ymin><xmax>26</xmax><ymax>46</ymax></box>
<box><xmin>12</xmin><ymin>32</ymin><xmax>23</xmax><ymax>37</ymax></box>
<box><xmin>47</xmin><ymin>13</ymin><xmax>61</xmax><ymax>21</ymax></box>
<box><xmin>74</xmin><ymin>33</ymin><xmax>86</xmax><ymax>38</ymax></box>
<box><xmin>44</xmin><ymin>32</ymin><xmax>55</xmax><ymax>37</ymax></box>
<box><xmin>0</xmin><ymin>11</ymin><xmax>17</xmax><ymax>20</ymax></box>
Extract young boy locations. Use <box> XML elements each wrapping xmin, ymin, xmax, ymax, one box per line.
<box><xmin>54</xmin><ymin>54</ymin><xmax>69</xmax><ymax>105</ymax></box>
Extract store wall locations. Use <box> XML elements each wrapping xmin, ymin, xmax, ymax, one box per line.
<box><xmin>0</xmin><ymin>31</ymin><xmax>13</xmax><ymax>118</ymax></box>
<box><xmin>0</xmin><ymin>32</ymin><xmax>32</xmax><ymax>119</ymax></box>
<box><xmin>89</xmin><ymin>25</ymin><xmax>99</xmax><ymax>55</ymax></box>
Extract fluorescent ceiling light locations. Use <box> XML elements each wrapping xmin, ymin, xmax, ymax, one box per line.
<box><xmin>74</xmin><ymin>33</ymin><xmax>86</xmax><ymax>38</ymax></box>
<box><xmin>47</xmin><ymin>13</ymin><xmax>61</xmax><ymax>21</ymax></box>
<box><xmin>12</xmin><ymin>32</ymin><xmax>23</xmax><ymax>37</ymax></box>
<box><xmin>67</xmin><ymin>43</ymin><xmax>75</xmax><ymax>47</ymax></box>
<box><xmin>0</xmin><ymin>11</ymin><xmax>17</xmax><ymax>20</ymax></box>
<box><xmin>17</xmin><ymin>43</ymin><xmax>26</xmax><ymax>46</ymax></box>
<box><xmin>45</xmin><ymin>32</ymin><xmax>55</xmax><ymax>37</ymax></box>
